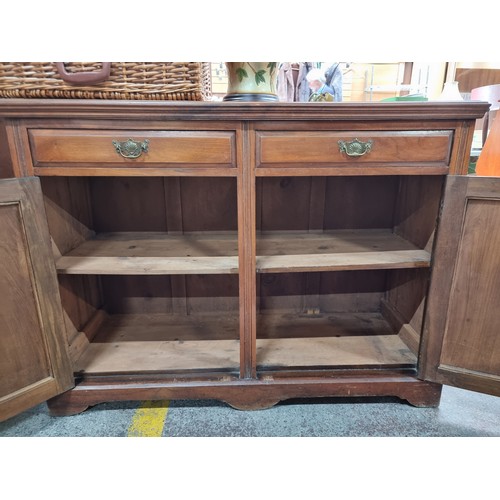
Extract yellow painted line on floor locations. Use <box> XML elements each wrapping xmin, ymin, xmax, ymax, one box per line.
<box><xmin>127</xmin><ymin>400</ymin><xmax>170</xmax><ymax>437</ymax></box>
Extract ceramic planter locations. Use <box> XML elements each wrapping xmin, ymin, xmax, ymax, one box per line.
<box><xmin>224</xmin><ymin>62</ymin><xmax>278</xmax><ymax>102</ymax></box>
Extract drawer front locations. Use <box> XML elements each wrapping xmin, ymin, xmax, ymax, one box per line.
<box><xmin>256</xmin><ymin>130</ymin><xmax>453</xmax><ymax>169</ymax></box>
<box><xmin>29</xmin><ymin>129</ymin><xmax>236</xmax><ymax>168</ymax></box>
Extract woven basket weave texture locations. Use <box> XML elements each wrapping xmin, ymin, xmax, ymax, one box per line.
<box><xmin>0</xmin><ymin>62</ymin><xmax>211</xmax><ymax>100</ymax></box>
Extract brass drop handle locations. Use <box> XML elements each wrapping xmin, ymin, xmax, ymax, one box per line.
<box><xmin>112</xmin><ymin>138</ymin><xmax>150</xmax><ymax>159</ymax></box>
<box><xmin>338</xmin><ymin>138</ymin><xmax>373</xmax><ymax>157</ymax></box>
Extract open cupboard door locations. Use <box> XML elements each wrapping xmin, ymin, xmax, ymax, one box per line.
<box><xmin>419</xmin><ymin>175</ymin><xmax>500</xmax><ymax>397</ymax></box>
<box><xmin>0</xmin><ymin>177</ymin><xmax>73</xmax><ymax>422</ymax></box>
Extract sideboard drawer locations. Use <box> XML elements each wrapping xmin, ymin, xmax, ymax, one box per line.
<box><xmin>256</xmin><ymin>130</ymin><xmax>453</xmax><ymax>169</ymax></box>
<box><xmin>29</xmin><ymin>129</ymin><xmax>236</xmax><ymax>169</ymax></box>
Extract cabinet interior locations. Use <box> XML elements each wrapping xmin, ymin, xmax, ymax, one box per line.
<box><xmin>39</xmin><ymin>174</ymin><xmax>445</xmax><ymax>377</ymax></box>
<box><xmin>41</xmin><ymin>176</ymin><xmax>241</xmax><ymax>376</ymax></box>
<box><xmin>255</xmin><ymin>175</ymin><xmax>444</xmax><ymax>371</ymax></box>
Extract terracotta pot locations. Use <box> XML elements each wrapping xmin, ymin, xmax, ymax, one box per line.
<box><xmin>224</xmin><ymin>62</ymin><xmax>278</xmax><ymax>102</ymax></box>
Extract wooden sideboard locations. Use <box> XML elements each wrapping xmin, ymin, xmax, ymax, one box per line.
<box><xmin>1</xmin><ymin>100</ymin><xmax>498</xmax><ymax>421</ymax></box>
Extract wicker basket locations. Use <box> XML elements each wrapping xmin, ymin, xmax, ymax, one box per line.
<box><xmin>0</xmin><ymin>62</ymin><xmax>212</xmax><ymax>101</ymax></box>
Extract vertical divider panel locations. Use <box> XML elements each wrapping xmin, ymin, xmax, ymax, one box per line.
<box><xmin>237</xmin><ymin>122</ymin><xmax>257</xmax><ymax>379</ymax></box>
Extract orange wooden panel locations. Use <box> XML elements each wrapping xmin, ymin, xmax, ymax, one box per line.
<box><xmin>476</xmin><ymin>112</ymin><xmax>500</xmax><ymax>176</ymax></box>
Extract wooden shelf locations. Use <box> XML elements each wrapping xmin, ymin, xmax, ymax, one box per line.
<box><xmin>76</xmin><ymin>312</ymin><xmax>240</xmax><ymax>374</ymax></box>
<box><xmin>256</xmin><ymin>311</ymin><xmax>416</xmax><ymax>368</ymax></box>
<box><xmin>56</xmin><ymin>232</ymin><xmax>239</xmax><ymax>275</ymax></box>
<box><xmin>257</xmin><ymin>335</ymin><xmax>416</xmax><ymax>369</ymax></box>
<box><xmin>78</xmin><ymin>334</ymin><xmax>415</xmax><ymax>375</ymax></box>
<box><xmin>256</xmin><ymin>229</ymin><xmax>430</xmax><ymax>273</ymax></box>
<box><xmin>75</xmin><ymin>311</ymin><xmax>415</xmax><ymax>375</ymax></box>
<box><xmin>78</xmin><ymin>339</ymin><xmax>241</xmax><ymax>374</ymax></box>
<box><xmin>56</xmin><ymin>229</ymin><xmax>430</xmax><ymax>275</ymax></box>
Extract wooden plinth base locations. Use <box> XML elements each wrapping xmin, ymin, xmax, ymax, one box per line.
<box><xmin>46</xmin><ymin>371</ymin><xmax>442</xmax><ymax>416</ymax></box>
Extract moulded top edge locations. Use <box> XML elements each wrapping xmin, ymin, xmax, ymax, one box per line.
<box><xmin>0</xmin><ymin>99</ymin><xmax>490</xmax><ymax>121</ymax></box>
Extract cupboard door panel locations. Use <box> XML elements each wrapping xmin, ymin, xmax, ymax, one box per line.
<box><xmin>0</xmin><ymin>177</ymin><xmax>73</xmax><ymax>422</ymax></box>
<box><xmin>420</xmin><ymin>176</ymin><xmax>500</xmax><ymax>396</ymax></box>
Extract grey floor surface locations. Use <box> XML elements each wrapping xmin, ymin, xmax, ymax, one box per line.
<box><xmin>1</xmin><ymin>385</ymin><xmax>499</xmax><ymax>437</ymax></box>
<box><xmin>2</xmin><ymin>385</ymin><xmax>498</xmax><ymax>500</ymax></box>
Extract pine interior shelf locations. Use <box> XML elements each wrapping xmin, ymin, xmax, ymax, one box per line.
<box><xmin>256</xmin><ymin>335</ymin><xmax>416</xmax><ymax>369</ymax></box>
<box><xmin>74</xmin><ymin>311</ymin><xmax>416</xmax><ymax>375</ymax></box>
<box><xmin>56</xmin><ymin>232</ymin><xmax>240</xmax><ymax>275</ymax></box>
<box><xmin>256</xmin><ymin>229</ymin><xmax>430</xmax><ymax>273</ymax></box>
<box><xmin>77</xmin><ymin>334</ymin><xmax>415</xmax><ymax>374</ymax></box>
<box><xmin>75</xmin><ymin>312</ymin><xmax>240</xmax><ymax>374</ymax></box>
<box><xmin>56</xmin><ymin>229</ymin><xmax>430</xmax><ymax>275</ymax></box>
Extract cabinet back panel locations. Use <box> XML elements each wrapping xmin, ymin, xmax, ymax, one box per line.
<box><xmin>90</xmin><ymin>177</ymin><xmax>167</xmax><ymax>232</ymax></box>
<box><xmin>42</xmin><ymin>177</ymin><xmax>238</xmax><ymax>241</ymax></box>
<box><xmin>100</xmin><ymin>275</ymin><xmax>173</xmax><ymax>314</ymax></box>
<box><xmin>258</xmin><ymin>270</ymin><xmax>386</xmax><ymax>313</ymax></box>
<box><xmin>179</xmin><ymin>178</ymin><xmax>237</xmax><ymax>232</ymax></box>
<box><xmin>324</xmin><ymin>177</ymin><xmax>398</xmax><ymax>229</ymax></box>
<box><xmin>257</xmin><ymin>177</ymin><xmax>313</xmax><ymax>231</ymax></box>
<box><xmin>100</xmin><ymin>274</ymin><xmax>239</xmax><ymax>315</ymax></box>
<box><xmin>88</xmin><ymin>177</ymin><xmax>237</xmax><ymax>233</ymax></box>
<box><xmin>185</xmin><ymin>275</ymin><xmax>239</xmax><ymax>314</ymax></box>
<box><xmin>257</xmin><ymin>176</ymin><xmax>442</xmax><ymax>235</ymax></box>
<box><xmin>257</xmin><ymin>176</ymin><xmax>399</xmax><ymax>231</ymax></box>
<box><xmin>256</xmin><ymin>313</ymin><xmax>395</xmax><ymax>341</ymax></box>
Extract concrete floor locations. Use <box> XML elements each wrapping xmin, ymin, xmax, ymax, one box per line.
<box><xmin>2</xmin><ymin>385</ymin><xmax>498</xmax><ymax>500</ymax></box>
<box><xmin>1</xmin><ymin>385</ymin><xmax>499</xmax><ymax>437</ymax></box>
